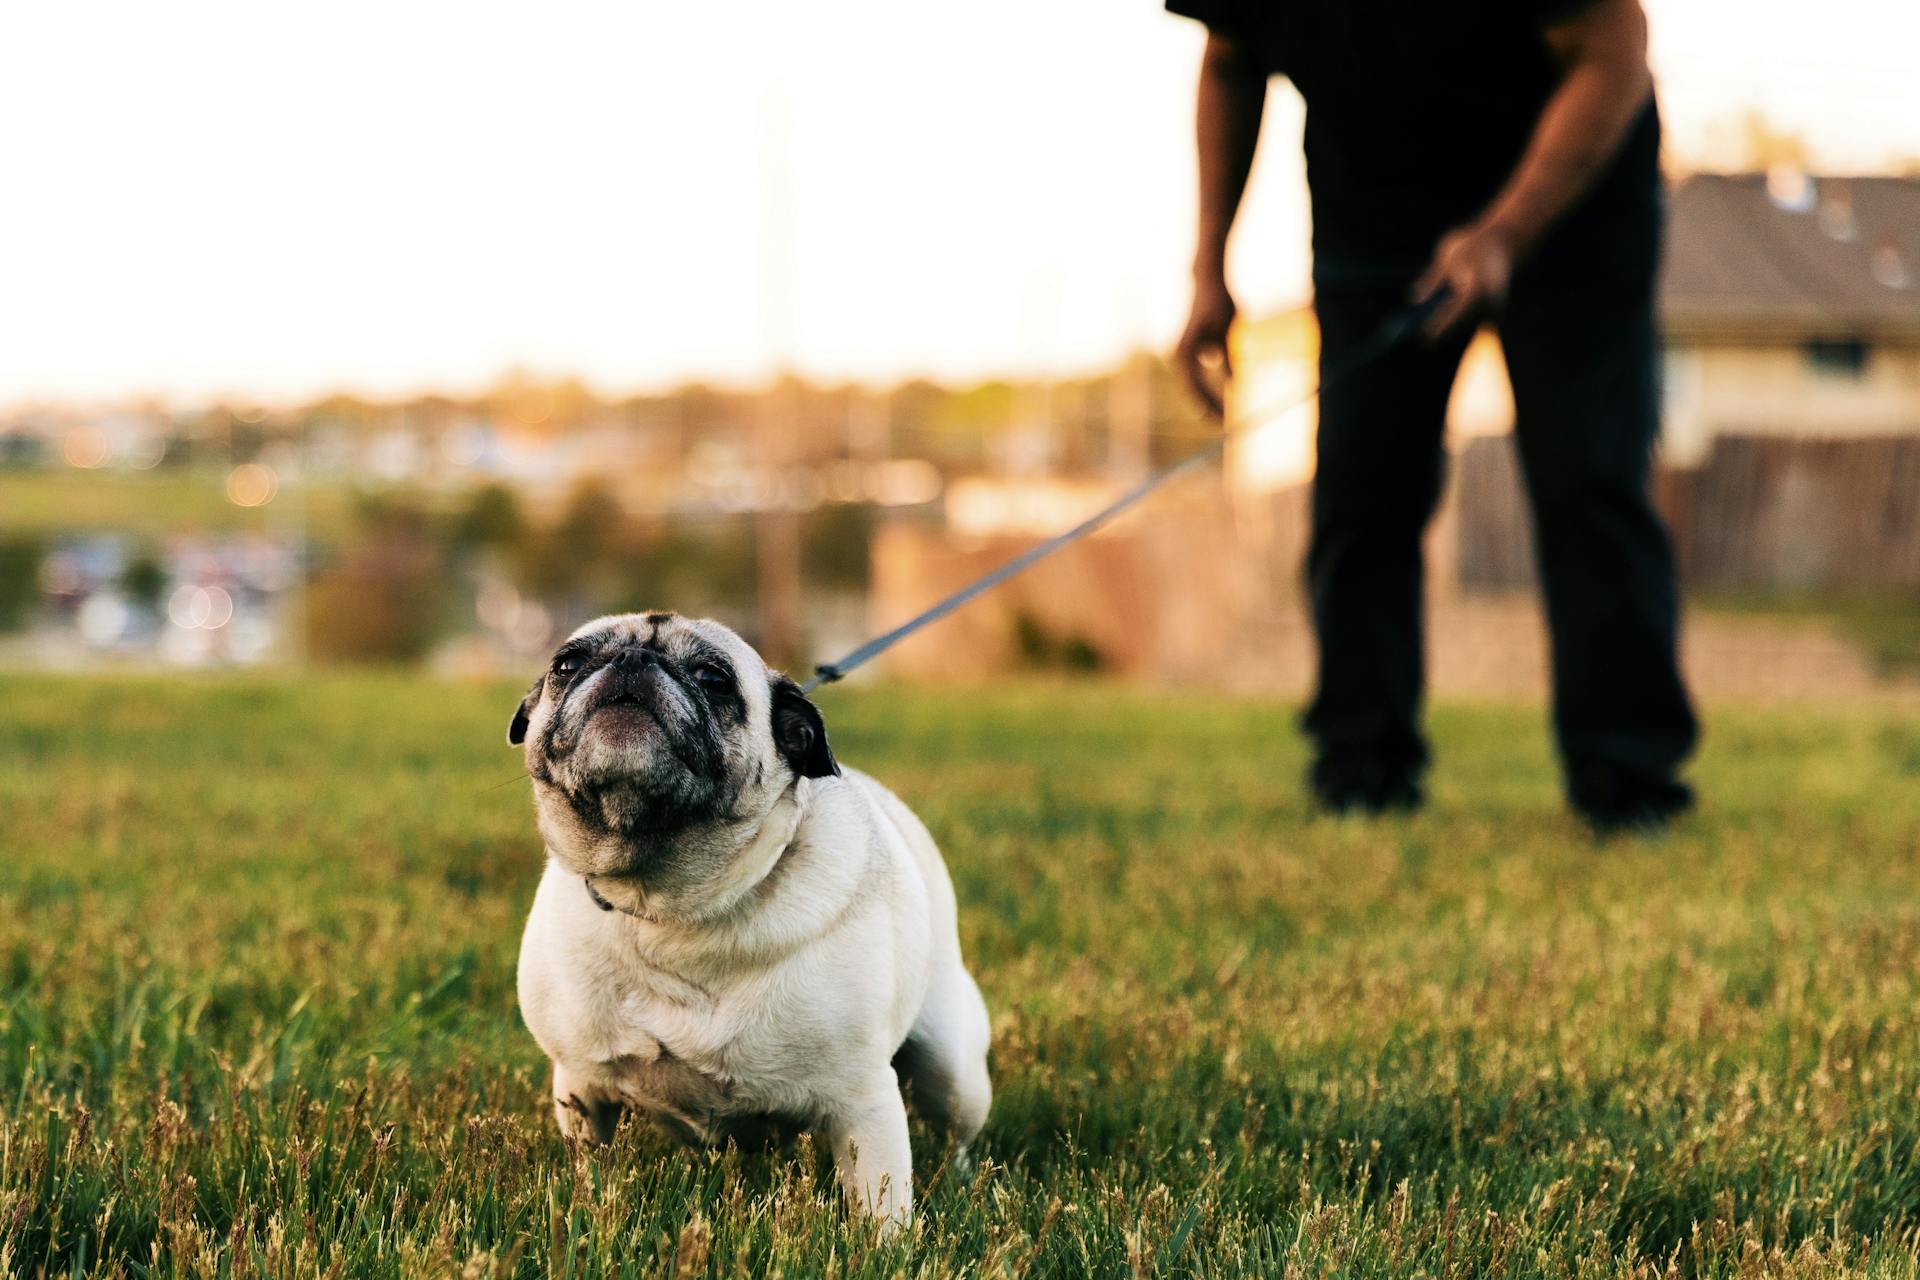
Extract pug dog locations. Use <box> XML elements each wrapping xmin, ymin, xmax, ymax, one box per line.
<box><xmin>511</xmin><ymin>611</ymin><xmax>991</xmax><ymax>1227</ymax></box>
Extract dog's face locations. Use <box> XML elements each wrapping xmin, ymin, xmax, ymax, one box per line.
<box><xmin>510</xmin><ymin>612</ymin><xmax>836</xmax><ymax>888</ymax></box>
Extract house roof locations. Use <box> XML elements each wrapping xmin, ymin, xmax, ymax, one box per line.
<box><xmin>1661</xmin><ymin>172</ymin><xmax>1920</xmax><ymax>344</ymax></box>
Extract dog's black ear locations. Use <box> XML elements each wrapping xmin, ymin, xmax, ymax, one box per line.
<box><xmin>507</xmin><ymin>679</ymin><xmax>541</xmax><ymax>746</ymax></box>
<box><xmin>771</xmin><ymin>676</ymin><xmax>838</xmax><ymax>779</ymax></box>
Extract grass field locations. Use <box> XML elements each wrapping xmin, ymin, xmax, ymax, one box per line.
<box><xmin>5</xmin><ymin>675</ymin><xmax>1920</xmax><ymax>1277</ymax></box>
<box><xmin>0</xmin><ymin>471</ymin><xmax>362</xmax><ymax>540</ymax></box>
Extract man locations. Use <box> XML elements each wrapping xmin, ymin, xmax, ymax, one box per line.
<box><xmin>1170</xmin><ymin>0</ymin><xmax>1698</xmax><ymax>832</ymax></box>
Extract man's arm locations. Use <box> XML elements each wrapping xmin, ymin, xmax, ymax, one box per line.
<box><xmin>1416</xmin><ymin>0</ymin><xmax>1654</xmax><ymax>336</ymax></box>
<box><xmin>1176</xmin><ymin>29</ymin><xmax>1266</xmax><ymax>418</ymax></box>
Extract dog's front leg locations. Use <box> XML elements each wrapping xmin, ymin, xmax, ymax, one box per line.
<box><xmin>822</xmin><ymin>1070</ymin><xmax>913</xmax><ymax>1229</ymax></box>
<box><xmin>551</xmin><ymin>1062</ymin><xmax>622</xmax><ymax>1145</ymax></box>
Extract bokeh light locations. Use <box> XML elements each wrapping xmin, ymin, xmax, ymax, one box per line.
<box><xmin>77</xmin><ymin>593</ymin><xmax>131</xmax><ymax>645</ymax></box>
<box><xmin>168</xmin><ymin>584</ymin><xmax>234</xmax><ymax>630</ymax></box>
<box><xmin>226</xmin><ymin>463</ymin><xmax>278</xmax><ymax>507</ymax></box>
<box><xmin>63</xmin><ymin>427</ymin><xmax>110</xmax><ymax>469</ymax></box>
<box><xmin>123</xmin><ymin>435</ymin><xmax>167</xmax><ymax>470</ymax></box>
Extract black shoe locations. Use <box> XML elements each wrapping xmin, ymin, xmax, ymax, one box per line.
<box><xmin>1308</xmin><ymin>752</ymin><xmax>1425</xmax><ymax>817</ymax></box>
<box><xmin>1569</xmin><ymin>763</ymin><xmax>1694</xmax><ymax>836</ymax></box>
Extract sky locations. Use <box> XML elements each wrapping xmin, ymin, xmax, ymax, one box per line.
<box><xmin>1</xmin><ymin>0</ymin><xmax>1916</xmax><ymax>408</ymax></box>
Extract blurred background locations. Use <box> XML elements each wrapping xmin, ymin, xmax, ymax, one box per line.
<box><xmin>1</xmin><ymin>0</ymin><xmax>1916</xmax><ymax>697</ymax></box>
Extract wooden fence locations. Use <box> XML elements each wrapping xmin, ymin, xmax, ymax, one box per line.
<box><xmin>1454</xmin><ymin>432</ymin><xmax>1920</xmax><ymax>591</ymax></box>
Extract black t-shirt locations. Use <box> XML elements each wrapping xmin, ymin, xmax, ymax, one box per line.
<box><xmin>1168</xmin><ymin>0</ymin><xmax>1660</xmax><ymax>270</ymax></box>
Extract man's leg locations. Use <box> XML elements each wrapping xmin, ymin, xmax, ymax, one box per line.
<box><xmin>1497</xmin><ymin>204</ymin><xmax>1699</xmax><ymax>830</ymax></box>
<box><xmin>1303</xmin><ymin>279</ymin><xmax>1472</xmax><ymax>812</ymax></box>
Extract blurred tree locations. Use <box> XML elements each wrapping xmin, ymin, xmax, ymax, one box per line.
<box><xmin>304</xmin><ymin>532</ymin><xmax>444</xmax><ymax>664</ymax></box>
<box><xmin>120</xmin><ymin>554</ymin><xmax>168</xmax><ymax>613</ymax></box>
<box><xmin>605</xmin><ymin>517</ymin><xmax>756</xmax><ymax>618</ymax></box>
<box><xmin>483</xmin><ymin>370</ymin><xmax>600</xmax><ymax>436</ymax></box>
<box><xmin>553</xmin><ymin>482</ymin><xmax>626</xmax><ymax>564</ymax></box>
<box><xmin>801</xmin><ymin>504</ymin><xmax>873</xmax><ymax>591</ymax></box>
<box><xmin>351</xmin><ymin>490</ymin><xmax>435</xmax><ymax>537</ymax></box>
<box><xmin>305</xmin><ymin>394</ymin><xmax>382</xmax><ymax>435</ymax></box>
<box><xmin>451</xmin><ymin>483</ymin><xmax>525</xmax><ymax>549</ymax></box>
<box><xmin>888</xmin><ymin>379</ymin><xmax>946</xmax><ymax>442</ymax></box>
<box><xmin>918</xmin><ymin>380</ymin><xmax>1009</xmax><ymax>468</ymax></box>
<box><xmin>306</xmin><ymin>498</ymin><xmax>448</xmax><ymax>663</ymax></box>
<box><xmin>406</xmin><ymin>394</ymin><xmax>464</xmax><ymax>436</ymax></box>
<box><xmin>512</xmin><ymin>480</ymin><xmax>631</xmax><ymax>604</ymax></box>
<box><xmin>226</xmin><ymin>418</ymin><xmax>265</xmax><ymax>464</ymax></box>
<box><xmin>675</xmin><ymin>382</ymin><xmax>750</xmax><ymax>435</ymax></box>
<box><xmin>0</xmin><ymin>539</ymin><xmax>42</xmax><ymax>632</ymax></box>
<box><xmin>0</xmin><ymin>434</ymin><xmax>46</xmax><ymax>467</ymax></box>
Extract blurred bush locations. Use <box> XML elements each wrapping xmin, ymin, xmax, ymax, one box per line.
<box><xmin>305</xmin><ymin>508</ymin><xmax>445</xmax><ymax>664</ymax></box>
<box><xmin>1012</xmin><ymin>609</ymin><xmax>1104</xmax><ymax>673</ymax></box>
<box><xmin>300</xmin><ymin>478</ymin><xmax>878</xmax><ymax>663</ymax></box>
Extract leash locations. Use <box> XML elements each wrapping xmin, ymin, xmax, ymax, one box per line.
<box><xmin>801</xmin><ymin>290</ymin><xmax>1449</xmax><ymax>694</ymax></box>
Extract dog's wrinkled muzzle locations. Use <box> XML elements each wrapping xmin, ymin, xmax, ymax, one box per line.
<box><xmin>552</xmin><ymin>648</ymin><xmax>721</xmax><ymax>785</ymax></box>
<box><xmin>581</xmin><ymin>651</ymin><xmax>675</xmax><ymax>717</ymax></box>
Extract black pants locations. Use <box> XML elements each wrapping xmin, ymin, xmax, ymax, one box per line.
<box><xmin>1302</xmin><ymin>199</ymin><xmax>1698</xmax><ymax>797</ymax></box>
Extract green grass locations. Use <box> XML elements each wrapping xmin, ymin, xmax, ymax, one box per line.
<box><xmin>0</xmin><ymin>470</ymin><xmax>361</xmax><ymax>539</ymax></box>
<box><xmin>5</xmin><ymin>675</ymin><xmax>1920</xmax><ymax>1278</ymax></box>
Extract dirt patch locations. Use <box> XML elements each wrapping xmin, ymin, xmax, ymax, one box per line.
<box><xmin>1227</xmin><ymin>593</ymin><xmax>1920</xmax><ymax>704</ymax></box>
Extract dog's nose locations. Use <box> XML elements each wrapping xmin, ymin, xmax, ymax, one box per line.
<box><xmin>608</xmin><ymin>649</ymin><xmax>666</xmax><ymax>683</ymax></box>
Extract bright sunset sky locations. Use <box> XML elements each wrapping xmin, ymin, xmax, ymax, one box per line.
<box><xmin>1</xmin><ymin>1</ymin><xmax>1915</xmax><ymax>407</ymax></box>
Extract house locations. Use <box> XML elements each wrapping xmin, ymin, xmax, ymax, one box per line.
<box><xmin>1452</xmin><ymin>170</ymin><xmax>1920</xmax><ymax>592</ymax></box>
<box><xmin>1661</xmin><ymin>170</ymin><xmax>1920</xmax><ymax>465</ymax></box>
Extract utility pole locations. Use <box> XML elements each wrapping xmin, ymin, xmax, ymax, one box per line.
<box><xmin>1110</xmin><ymin>289</ymin><xmax>1154</xmax><ymax>481</ymax></box>
<box><xmin>1111</xmin><ymin>352</ymin><xmax>1153</xmax><ymax>481</ymax></box>
<box><xmin>756</xmin><ymin>382</ymin><xmax>802</xmax><ymax>670</ymax></box>
<box><xmin>848</xmin><ymin>386</ymin><xmax>890</xmax><ymax>463</ymax></box>
<box><xmin>755</xmin><ymin>80</ymin><xmax>802</xmax><ymax>669</ymax></box>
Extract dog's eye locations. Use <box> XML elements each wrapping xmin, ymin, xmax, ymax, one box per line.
<box><xmin>553</xmin><ymin>653</ymin><xmax>584</xmax><ymax>678</ymax></box>
<box><xmin>692</xmin><ymin>665</ymin><xmax>732</xmax><ymax>695</ymax></box>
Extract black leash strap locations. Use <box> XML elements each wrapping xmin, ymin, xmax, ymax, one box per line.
<box><xmin>801</xmin><ymin>291</ymin><xmax>1447</xmax><ymax>694</ymax></box>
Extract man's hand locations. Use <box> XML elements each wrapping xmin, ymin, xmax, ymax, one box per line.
<box><xmin>1178</xmin><ymin>29</ymin><xmax>1264</xmax><ymax>420</ymax></box>
<box><xmin>1413</xmin><ymin>0</ymin><xmax>1650</xmax><ymax>341</ymax></box>
<box><xmin>1413</xmin><ymin>220</ymin><xmax>1516</xmax><ymax>339</ymax></box>
<box><xmin>1176</xmin><ymin>272</ymin><xmax>1237</xmax><ymax>419</ymax></box>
